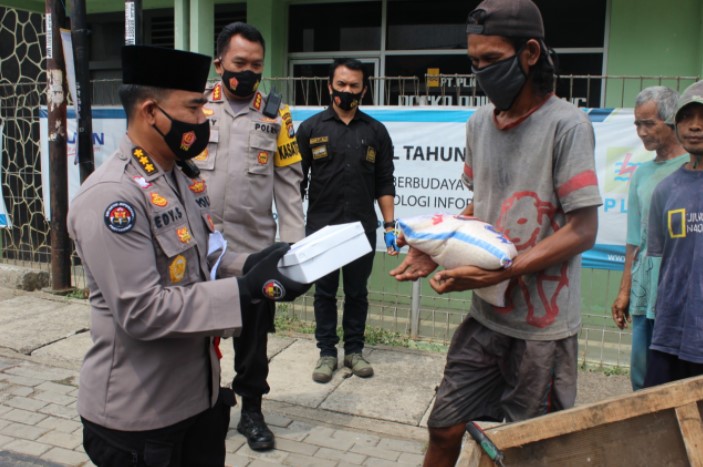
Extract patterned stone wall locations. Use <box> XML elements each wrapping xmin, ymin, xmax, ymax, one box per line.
<box><xmin>0</xmin><ymin>7</ymin><xmax>50</xmax><ymax>264</ymax></box>
<box><xmin>0</xmin><ymin>7</ymin><xmax>43</xmax><ymax>84</ymax></box>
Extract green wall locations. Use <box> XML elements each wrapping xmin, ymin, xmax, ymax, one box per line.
<box><xmin>605</xmin><ymin>0</ymin><xmax>703</xmax><ymax>106</ymax></box>
<box><xmin>247</xmin><ymin>0</ymin><xmax>288</xmax><ymax>79</ymax></box>
<box><xmin>5</xmin><ymin>0</ymin><xmax>703</xmax><ymax>103</ymax></box>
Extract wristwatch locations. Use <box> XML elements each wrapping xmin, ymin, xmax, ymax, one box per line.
<box><xmin>383</xmin><ymin>220</ymin><xmax>396</xmax><ymax>229</ymax></box>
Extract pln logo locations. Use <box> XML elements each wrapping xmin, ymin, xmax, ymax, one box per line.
<box><xmin>605</xmin><ymin>148</ymin><xmax>649</xmax><ymax>193</ymax></box>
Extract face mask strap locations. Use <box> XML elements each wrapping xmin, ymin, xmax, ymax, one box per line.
<box><xmin>155</xmin><ymin>104</ymin><xmax>175</xmax><ymax>122</ymax></box>
<box><xmin>151</xmin><ymin>105</ymin><xmax>173</xmax><ymax>139</ymax></box>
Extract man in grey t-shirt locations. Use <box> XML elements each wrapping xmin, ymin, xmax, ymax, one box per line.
<box><xmin>391</xmin><ymin>1</ymin><xmax>602</xmax><ymax>465</ymax></box>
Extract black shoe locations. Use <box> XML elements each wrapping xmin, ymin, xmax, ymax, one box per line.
<box><xmin>237</xmin><ymin>410</ymin><xmax>275</xmax><ymax>451</ymax></box>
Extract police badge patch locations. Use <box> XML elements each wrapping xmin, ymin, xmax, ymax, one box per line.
<box><xmin>104</xmin><ymin>201</ymin><xmax>136</xmax><ymax>234</ymax></box>
<box><xmin>150</xmin><ymin>192</ymin><xmax>168</xmax><ymax>207</ymax></box>
<box><xmin>176</xmin><ymin>227</ymin><xmax>192</xmax><ymax>244</ymax></box>
<box><xmin>188</xmin><ymin>179</ymin><xmax>206</xmax><ymax>193</ymax></box>
<box><xmin>366</xmin><ymin>146</ymin><xmax>376</xmax><ymax>163</ymax></box>
<box><xmin>262</xmin><ymin>279</ymin><xmax>285</xmax><ymax>300</ymax></box>
<box><xmin>312</xmin><ymin>145</ymin><xmax>328</xmax><ymax>160</ymax></box>
<box><xmin>169</xmin><ymin>255</ymin><xmax>187</xmax><ymax>283</ymax></box>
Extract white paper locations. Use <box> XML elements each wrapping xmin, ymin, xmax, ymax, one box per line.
<box><xmin>207</xmin><ymin>231</ymin><xmax>227</xmax><ymax>281</ymax></box>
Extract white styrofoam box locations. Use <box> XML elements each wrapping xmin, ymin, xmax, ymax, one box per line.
<box><xmin>278</xmin><ymin>222</ymin><xmax>372</xmax><ymax>284</ymax></box>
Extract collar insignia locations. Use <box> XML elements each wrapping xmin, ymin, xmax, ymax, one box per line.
<box><xmin>132</xmin><ymin>147</ymin><xmax>158</xmax><ymax>176</ymax></box>
<box><xmin>212</xmin><ymin>82</ymin><xmax>222</xmax><ymax>102</ymax></box>
<box><xmin>194</xmin><ymin>148</ymin><xmax>208</xmax><ymax>161</ymax></box>
<box><xmin>252</xmin><ymin>92</ymin><xmax>263</xmax><ymax>111</ymax></box>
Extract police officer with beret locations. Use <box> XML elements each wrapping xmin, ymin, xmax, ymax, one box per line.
<box><xmin>68</xmin><ymin>45</ymin><xmax>308</xmax><ymax>466</ymax></box>
<box><xmin>194</xmin><ymin>22</ymin><xmax>305</xmax><ymax>451</ymax></box>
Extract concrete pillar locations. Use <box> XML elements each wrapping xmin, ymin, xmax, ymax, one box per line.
<box><xmin>190</xmin><ymin>0</ymin><xmax>213</xmax><ymax>58</ymax></box>
<box><xmin>247</xmin><ymin>0</ymin><xmax>287</xmax><ymax>78</ymax></box>
<box><xmin>173</xmin><ymin>0</ymin><xmax>189</xmax><ymax>50</ymax></box>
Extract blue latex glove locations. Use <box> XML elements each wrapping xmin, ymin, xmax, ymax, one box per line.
<box><xmin>384</xmin><ymin>230</ymin><xmax>399</xmax><ymax>253</ymax></box>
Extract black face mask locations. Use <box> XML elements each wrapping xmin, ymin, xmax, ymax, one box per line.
<box><xmin>153</xmin><ymin>106</ymin><xmax>210</xmax><ymax>161</ymax></box>
<box><xmin>471</xmin><ymin>50</ymin><xmax>527</xmax><ymax>111</ymax></box>
<box><xmin>222</xmin><ymin>69</ymin><xmax>261</xmax><ymax>98</ymax></box>
<box><xmin>331</xmin><ymin>89</ymin><xmax>363</xmax><ymax>111</ymax></box>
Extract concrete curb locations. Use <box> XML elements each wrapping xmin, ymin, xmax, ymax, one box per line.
<box><xmin>0</xmin><ymin>265</ymin><xmax>49</xmax><ymax>292</ymax></box>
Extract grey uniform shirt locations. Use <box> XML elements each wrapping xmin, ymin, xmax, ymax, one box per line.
<box><xmin>68</xmin><ymin>136</ymin><xmax>247</xmax><ymax>431</ymax></box>
<box><xmin>195</xmin><ymin>83</ymin><xmax>305</xmax><ymax>253</ymax></box>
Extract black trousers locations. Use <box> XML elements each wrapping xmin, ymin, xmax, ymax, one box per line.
<box><xmin>82</xmin><ymin>388</ymin><xmax>234</xmax><ymax>467</ymax></box>
<box><xmin>313</xmin><ymin>230</ymin><xmax>375</xmax><ymax>357</ymax></box>
<box><xmin>643</xmin><ymin>349</ymin><xmax>703</xmax><ymax>388</ymax></box>
<box><xmin>232</xmin><ymin>298</ymin><xmax>275</xmax><ymax>398</ymax></box>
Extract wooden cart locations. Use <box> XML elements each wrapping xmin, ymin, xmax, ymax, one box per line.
<box><xmin>458</xmin><ymin>375</ymin><xmax>703</xmax><ymax>467</ymax></box>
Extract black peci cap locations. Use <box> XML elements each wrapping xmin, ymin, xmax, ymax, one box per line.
<box><xmin>466</xmin><ymin>0</ymin><xmax>544</xmax><ymax>39</ymax></box>
<box><xmin>122</xmin><ymin>45</ymin><xmax>212</xmax><ymax>92</ymax></box>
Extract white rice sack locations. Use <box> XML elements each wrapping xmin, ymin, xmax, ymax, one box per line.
<box><xmin>398</xmin><ymin>213</ymin><xmax>517</xmax><ymax>307</ymax></box>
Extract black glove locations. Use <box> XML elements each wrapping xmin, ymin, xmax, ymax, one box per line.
<box><xmin>243</xmin><ymin>243</ymin><xmax>286</xmax><ymax>274</ymax></box>
<box><xmin>237</xmin><ymin>243</ymin><xmax>311</xmax><ymax>303</ymax></box>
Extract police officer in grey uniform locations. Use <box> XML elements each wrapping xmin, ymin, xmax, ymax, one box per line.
<box><xmin>194</xmin><ymin>22</ymin><xmax>305</xmax><ymax>451</ymax></box>
<box><xmin>68</xmin><ymin>45</ymin><xmax>308</xmax><ymax>466</ymax></box>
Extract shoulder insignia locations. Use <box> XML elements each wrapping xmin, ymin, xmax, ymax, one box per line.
<box><xmin>104</xmin><ymin>201</ymin><xmax>136</xmax><ymax>234</ymax></box>
<box><xmin>310</xmin><ymin>136</ymin><xmax>329</xmax><ymax>144</ymax></box>
<box><xmin>176</xmin><ymin>227</ymin><xmax>192</xmax><ymax>244</ymax></box>
<box><xmin>280</xmin><ymin>104</ymin><xmax>295</xmax><ymax>138</ymax></box>
<box><xmin>253</xmin><ymin>92</ymin><xmax>263</xmax><ymax>111</ymax></box>
<box><xmin>212</xmin><ymin>82</ymin><xmax>223</xmax><ymax>102</ymax></box>
<box><xmin>132</xmin><ymin>147</ymin><xmax>158</xmax><ymax>176</ymax></box>
<box><xmin>150</xmin><ymin>192</ymin><xmax>168</xmax><ymax>207</ymax></box>
<box><xmin>132</xmin><ymin>176</ymin><xmax>153</xmax><ymax>189</ymax></box>
<box><xmin>169</xmin><ymin>255</ymin><xmax>187</xmax><ymax>283</ymax></box>
<box><xmin>189</xmin><ymin>179</ymin><xmax>206</xmax><ymax>193</ymax></box>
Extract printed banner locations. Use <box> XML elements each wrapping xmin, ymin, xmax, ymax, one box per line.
<box><xmin>295</xmin><ymin>107</ymin><xmax>649</xmax><ymax>270</ymax></box>
<box><xmin>297</xmin><ymin>107</ymin><xmax>476</xmax><ymax>256</ymax></box>
<box><xmin>0</xmin><ymin>122</ymin><xmax>11</xmax><ymax>228</ymax></box>
<box><xmin>587</xmin><ymin>108</ymin><xmax>651</xmax><ymax>270</ymax></box>
<box><xmin>39</xmin><ymin>107</ymin><xmax>126</xmax><ymax>218</ymax></box>
<box><xmin>40</xmin><ymin>105</ymin><xmax>653</xmax><ymax>270</ymax></box>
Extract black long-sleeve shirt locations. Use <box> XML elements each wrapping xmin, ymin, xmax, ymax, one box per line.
<box><xmin>298</xmin><ymin>107</ymin><xmax>395</xmax><ymax>233</ymax></box>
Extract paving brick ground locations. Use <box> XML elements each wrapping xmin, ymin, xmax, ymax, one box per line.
<box><xmin>0</xmin><ymin>286</ymin><xmax>631</xmax><ymax>466</ymax></box>
<box><xmin>0</xmin><ymin>358</ymin><xmax>426</xmax><ymax>466</ymax></box>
